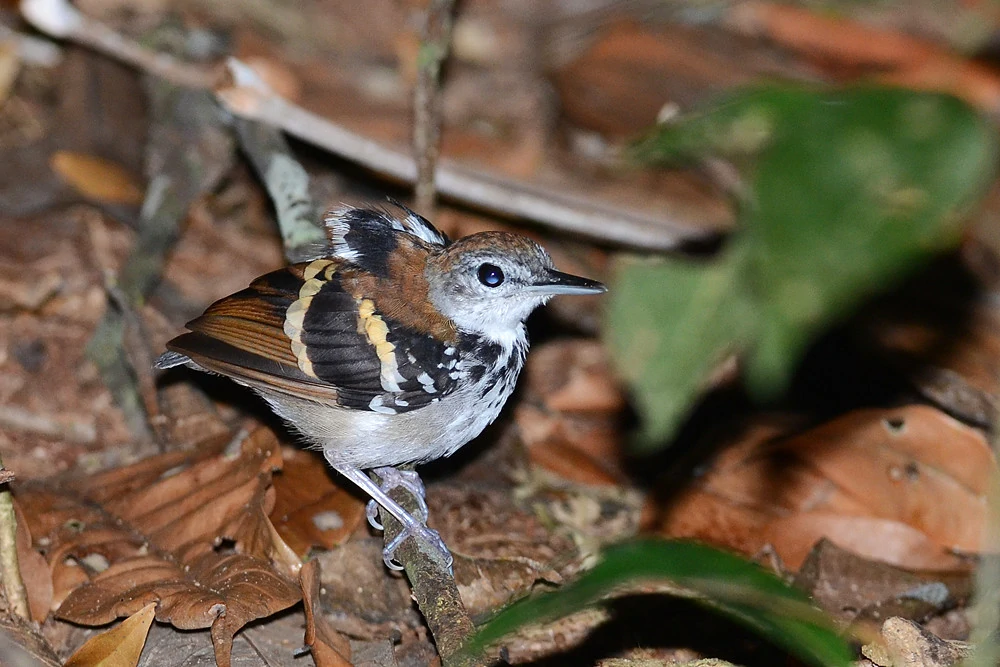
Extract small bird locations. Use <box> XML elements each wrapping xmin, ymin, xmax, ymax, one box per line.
<box><xmin>156</xmin><ymin>203</ymin><xmax>606</xmax><ymax>570</ymax></box>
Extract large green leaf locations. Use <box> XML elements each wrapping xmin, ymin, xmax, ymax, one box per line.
<box><xmin>606</xmin><ymin>252</ymin><xmax>750</xmax><ymax>451</ymax></box>
<box><xmin>609</xmin><ymin>86</ymin><xmax>998</xmax><ymax>448</ymax></box>
<box><xmin>463</xmin><ymin>539</ymin><xmax>853</xmax><ymax>667</ymax></box>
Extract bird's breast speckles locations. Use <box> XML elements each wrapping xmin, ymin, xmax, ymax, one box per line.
<box><xmin>284</xmin><ymin>259</ymin><xmax>337</xmax><ymax>378</ymax></box>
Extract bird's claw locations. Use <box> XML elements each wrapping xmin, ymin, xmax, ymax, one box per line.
<box><xmin>366</xmin><ymin>498</ymin><xmax>382</xmax><ymax>530</ymax></box>
<box><xmin>382</xmin><ymin>521</ymin><xmax>453</xmax><ymax>571</ymax></box>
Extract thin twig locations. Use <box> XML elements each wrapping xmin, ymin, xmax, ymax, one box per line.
<box><xmin>0</xmin><ymin>455</ymin><xmax>30</xmax><ymax>621</ymax></box>
<box><xmin>234</xmin><ymin>119</ymin><xmax>325</xmax><ymax>260</ymax></box>
<box><xmin>228</xmin><ymin>61</ymin><xmax>325</xmax><ymax>259</ymax></box>
<box><xmin>412</xmin><ymin>0</ymin><xmax>456</xmax><ymax>214</ymax></box>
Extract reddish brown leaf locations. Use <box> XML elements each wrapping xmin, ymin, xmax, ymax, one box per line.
<box><xmin>300</xmin><ymin>559</ymin><xmax>352</xmax><ymax>667</ymax></box>
<box><xmin>517</xmin><ymin>340</ymin><xmax>628</xmax><ymax>486</ymax></box>
<box><xmin>763</xmin><ymin>513</ymin><xmax>968</xmax><ymax>571</ymax></box>
<box><xmin>16</xmin><ymin>428</ymin><xmax>300</xmax><ymax>667</ymax></box>
<box><xmin>270</xmin><ymin>447</ymin><xmax>365</xmax><ymax>558</ymax></box>
<box><xmin>63</xmin><ymin>602</ymin><xmax>156</xmax><ymax>667</ymax></box>
<box><xmin>13</xmin><ymin>498</ymin><xmax>52</xmax><ymax>622</ymax></box>
<box><xmin>726</xmin><ymin>1</ymin><xmax>1000</xmax><ymax>113</ymax></box>
<box><xmin>49</xmin><ymin>151</ymin><xmax>145</xmax><ymax>205</ymax></box>
<box><xmin>655</xmin><ymin>406</ymin><xmax>994</xmax><ymax>570</ymax></box>
<box><xmin>552</xmin><ymin>21</ymin><xmax>769</xmax><ymax>138</ymax></box>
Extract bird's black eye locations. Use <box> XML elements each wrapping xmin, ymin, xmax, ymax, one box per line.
<box><xmin>477</xmin><ymin>263</ymin><xmax>504</xmax><ymax>287</ymax></box>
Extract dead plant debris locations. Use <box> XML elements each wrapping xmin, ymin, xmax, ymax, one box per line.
<box><xmin>3</xmin><ymin>1</ymin><xmax>1000</xmax><ymax>665</ymax></box>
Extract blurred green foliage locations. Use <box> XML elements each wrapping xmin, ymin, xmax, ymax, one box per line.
<box><xmin>609</xmin><ymin>86</ymin><xmax>999</xmax><ymax>451</ymax></box>
<box><xmin>463</xmin><ymin>539</ymin><xmax>853</xmax><ymax>667</ymax></box>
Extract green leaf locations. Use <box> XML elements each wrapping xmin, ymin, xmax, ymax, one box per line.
<box><xmin>605</xmin><ymin>253</ymin><xmax>751</xmax><ymax>452</ymax></box>
<box><xmin>463</xmin><ymin>539</ymin><xmax>853</xmax><ymax>667</ymax></box>
<box><xmin>608</xmin><ymin>86</ymin><xmax>998</xmax><ymax>446</ymax></box>
<box><xmin>740</xmin><ymin>88</ymin><xmax>997</xmax><ymax>393</ymax></box>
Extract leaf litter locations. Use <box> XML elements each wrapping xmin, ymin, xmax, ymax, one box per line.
<box><xmin>15</xmin><ymin>428</ymin><xmax>301</xmax><ymax>667</ymax></box>
<box><xmin>5</xmin><ymin>1</ymin><xmax>1000</xmax><ymax>665</ymax></box>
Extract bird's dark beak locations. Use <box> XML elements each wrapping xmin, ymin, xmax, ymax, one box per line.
<box><xmin>527</xmin><ymin>269</ymin><xmax>607</xmax><ymax>296</ymax></box>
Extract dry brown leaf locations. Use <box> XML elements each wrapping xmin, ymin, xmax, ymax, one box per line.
<box><xmin>49</xmin><ymin>151</ymin><xmax>144</xmax><ymax>205</ymax></box>
<box><xmin>655</xmin><ymin>406</ymin><xmax>994</xmax><ymax>570</ymax></box>
<box><xmin>795</xmin><ymin>539</ymin><xmax>971</xmax><ymax>625</ymax></box>
<box><xmin>763</xmin><ymin>513</ymin><xmax>968</xmax><ymax>571</ymax></box>
<box><xmin>63</xmin><ymin>602</ymin><xmax>156</xmax><ymax>667</ymax></box>
<box><xmin>16</xmin><ymin>428</ymin><xmax>300</xmax><ymax>667</ymax></box>
<box><xmin>726</xmin><ymin>1</ymin><xmax>1000</xmax><ymax>113</ymax></box>
<box><xmin>553</xmin><ymin>21</ymin><xmax>745</xmax><ymax>137</ymax></box>
<box><xmin>270</xmin><ymin>447</ymin><xmax>365</xmax><ymax>558</ymax></box>
<box><xmin>300</xmin><ymin>559</ymin><xmax>352</xmax><ymax>667</ymax></box>
<box><xmin>14</xmin><ymin>497</ymin><xmax>52</xmax><ymax>622</ymax></box>
<box><xmin>517</xmin><ymin>340</ymin><xmax>627</xmax><ymax>486</ymax></box>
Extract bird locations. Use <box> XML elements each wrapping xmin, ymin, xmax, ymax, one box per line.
<box><xmin>156</xmin><ymin>203</ymin><xmax>606</xmax><ymax>571</ymax></box>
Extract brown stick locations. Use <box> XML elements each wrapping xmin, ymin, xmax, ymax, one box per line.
<box><xmin>22</xmin><ymin>0</ymin><xmax>708</xmax><ymax>249</ymax></box>
<box><xmin>412</xmin><ymin>0</ymin><xmax>457</xmax><ymax>214</ymax></box>
<box><xmin>219</xmin><ymin>79</ymin><xmax>702</xmax><ymax>249</ymax></box>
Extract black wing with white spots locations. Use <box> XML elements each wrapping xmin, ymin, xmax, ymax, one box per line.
<box><xmin>159</xmin><ymin>259</ymin><xmax>462</xmax><ymax>414</ymax></box>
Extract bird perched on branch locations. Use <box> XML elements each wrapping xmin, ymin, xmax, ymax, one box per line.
<box><xmin>157</xmin><ymin>203</ymin><xmax>606</xmax><ymax>570</ymax></box>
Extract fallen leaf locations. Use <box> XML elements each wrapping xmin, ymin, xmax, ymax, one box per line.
<box><xmin>300</xmin><ymin>559</ymin><xmax>352</xmax><ymax>667</ymax></box>
<box><xmin>764</xmin><ymin>513</ymin><xmax>968</xmax><ymax>571</ymax></box>
<box><xmin>552</xmin><ymin>20</ymin><xmax>800</xmax><ymax>137</ymax></box>
<box><xmin>795</xmin><ymin>539</ymin><xmax>970</xmax><ymax>624</ymax></box>
<box><xmin>17</xmin><ymin>428</ymin><xmax>300</xmax><ymax>667</ymax></box>
<box><xmin>655</xmin><ymin>406</ymin><xmax>994</xmax><ymax>570</ymax></box>
<box><xmin>63</xmin><ymin>602</ymin><xmax>156</xmax><ymax>667</ymax></box>
<box><xmin>270</xmin><ymin>447</ymin><xmax>365</xmax><ymax>558</ymax></box>
<box><xmin>517</xmin><ymin>340</ymin><xmax>628</xmax><ymax>485</ymax></box>
<box><xmin>14</xmin><ymin>497</ymin><xmax>52</xmax><ymax>622</ymax></box>
<box><xmin>863</xmin><ymin>616</ymin><xmax>972</xmax><ymax>667</ymax></box>
<box><xmin>726</xmin><ymin>2</ymin><xmax>1000</xmax><ymax>113</ymax></box>
<box><xmin>49</xmin><ymin>151</ymin><xmax>144</xmax><ymax>205</ymax></box>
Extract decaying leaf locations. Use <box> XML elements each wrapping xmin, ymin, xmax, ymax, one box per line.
<box><xmin>63</xmin><ymin>602</ymin><xmax>156</xmax><ymax>667</ymax></box>
<box><xmin>14</xmin><ymin>497</ymin><xmax>53</xmax><ymax>622</ymax></box>
<box><xmin>16</xmin><ymin>428</ymin><xmax>301</xmax><ymax>667</ymax></box>
<box><xmin>863</xmin><ymin>616</ymin><xmax>972</xmax><ymax>667</ymax></box>
<box><xmin>795</xmin><ymin>539</ymin><xmax>970</xmax><ymax>626</ymax></box>
<box><xmin>300</xmin><ymin>559</ymin><xmax>352</xmax><ymax>667</ymax></box>
<box><xmin>516</xmin><ymin>340</ymin><xmax>628</xmax><ymax>486</ymax></box>
<box><xmin>49</xmin><ymin>151</ymin><xmax>145</xmax><ymax>205</ymax></box>
<box><xmin>655</xmin><ymin>405</ymin><xmax>993</xmax><ymax>570</ymax></box>
<box><xmin>270</xmin><ymin>447</ymin><xmax>365</xmax><ymax>558</ymax></box>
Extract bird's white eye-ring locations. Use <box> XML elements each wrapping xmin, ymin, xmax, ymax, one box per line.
<box><xmin>477</xmin><ymin>263</ymin><xmax>504</xmax><ymax>287</ymax></box>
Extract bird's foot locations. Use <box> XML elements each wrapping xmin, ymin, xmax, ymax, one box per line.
<box><xmin>379</xmin><ymin>510</ymin><xmax>452</xmax><ymax>571</ymax></box>
<box><xmin>365</xmin><ymin>466</ymin><xmax>428</xmax><ymax>530</ymax></box>
<box><xmin>327</xmin><ymin>461</ymin><xmax>452</xmax><ymax>572</ymax></box>
<box><xmin>365</xmin><ymin>466</ymin><xmax>448</xmax><ymax>570</ymax></box>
